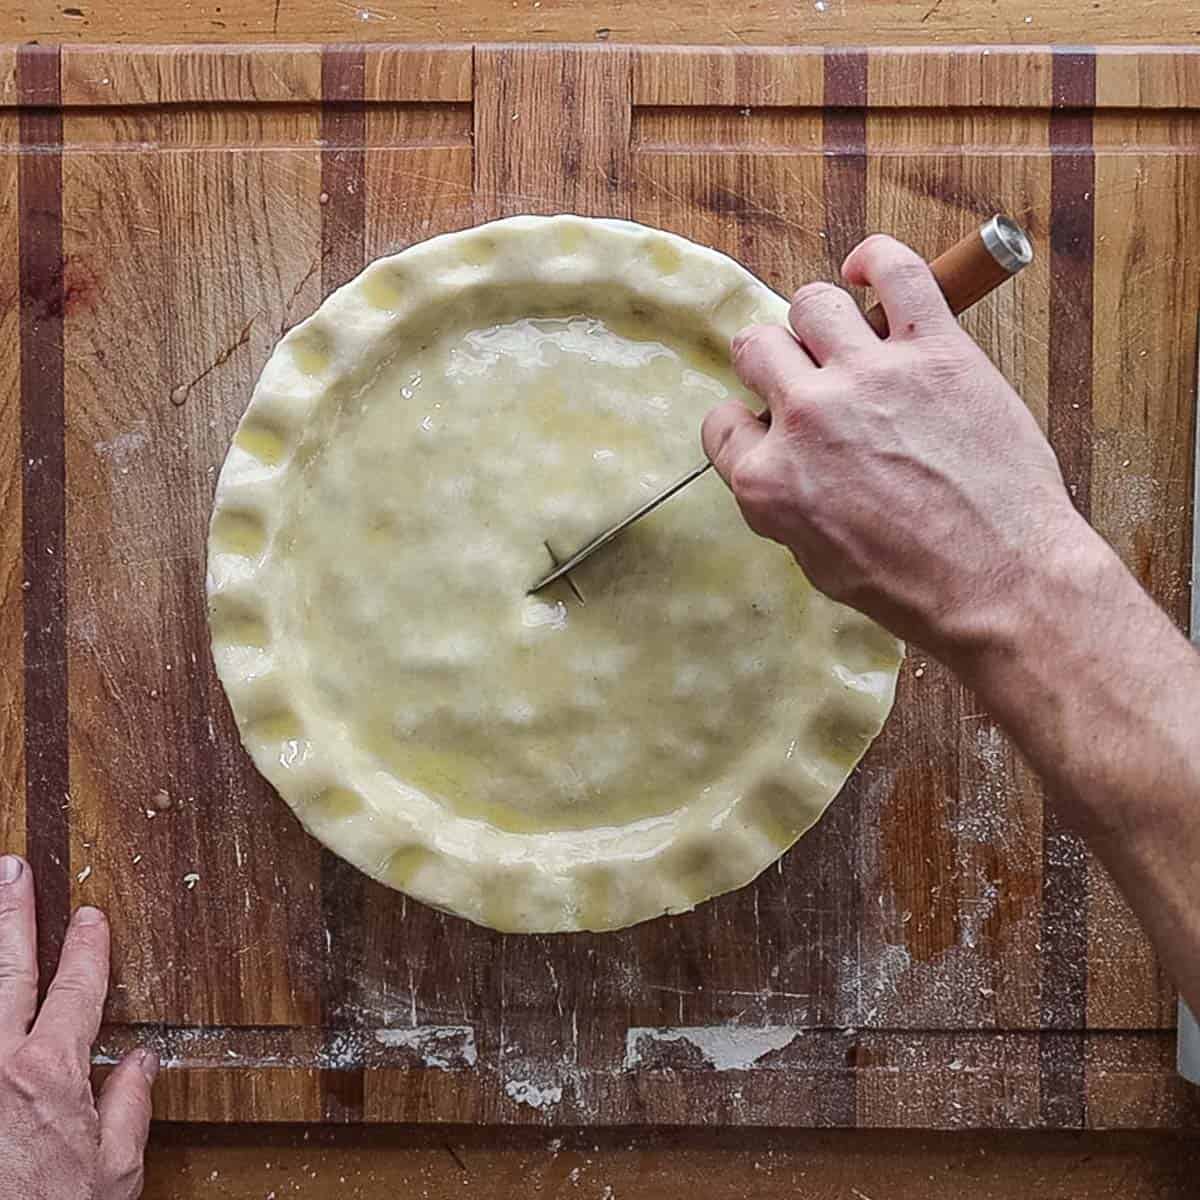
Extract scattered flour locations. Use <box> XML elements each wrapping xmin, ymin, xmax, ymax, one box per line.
<box><xmin>623</xmin><ymin>1026</ymin><xmax>800</xmax><ymax>1071</ymax></box>
<box><xmin>504</xmin><ymin>1079</ymin><xmax>563</xmax><ymax>1110</ymax></box>
<box><xmin>374</xmin><ymin>1025</ymin><xmax>477</xmax><ymax>1069</ymax></box>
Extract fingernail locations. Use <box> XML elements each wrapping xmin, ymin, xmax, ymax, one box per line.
<box><xmin>74</xmin><ymin>905</ymin><xmax>105</xmax><ymax>926</ymax></box>
<box><xmin>0</xmin><ymin>855</ymin><xmax>23</xmax><ymax>884</ymax></box>
<box><xmin>139</xmin><ymin>1049</ymin><xmax>161</xmax><ymax>1082</ymax></box>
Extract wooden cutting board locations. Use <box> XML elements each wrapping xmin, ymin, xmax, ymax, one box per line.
<box><xmin>4</xmin><ymin>41</ymin><xmax>1200</xmax><ymax>1128</ymax></box>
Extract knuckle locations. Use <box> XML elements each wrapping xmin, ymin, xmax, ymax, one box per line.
<box><xmin>730</xmin><ymin>322</ymin><xmax>779</xmax><ymax>364</ymax></box>
<box><xmin>728</xmin><ymin>455</ymin><xmax>768</xmax><ymax>501</ymax></box>
<box><xmin>123</xmin><ymin>1079</ymin><xmax>155</xmax><ymax>1119</ymax></box>
<box><xmin>729</xmin><ymin>461</ymin><xmax>779</xmax><ymax>535</ymax></box>
<box><xmin>880</xmin><ymin>254</ymin><xmax>931</xmax><ymax>290</ymax></box>
<box><xmin>0</xmin><ymin>960</ymin><xmax>37</xmax><ymax>990</ymax></box>
<box><xmin>790</xmin><ymin>280</ymin><xmax>838</xmax><ymax>304</ymax></box>
<box><xmin>45</xmin><ymin>974</ymin><xmax>102</xmax><ymax>1014</ymax></box>
<box><xmin>775</xmin><ymin>389</ymin><xmax>824</xmax><ymax>436</ymax></box>
<box><xmin>841</xmin><ymin>361</ymin><xmax>891</xmax><ymax>397</ymax></box>
<box><xmin>789</xmin><ymin>281</ymin><xmax>845</xmax><ymax>315</ymax></box>
<box><xmin>776</xmin><ymin>381</ymin><xmax>816</xmax><ymax>418</ymax></box>
<box><xmin>731</xmin><ymin>321</ymin><xmax>772</xmax><ymax>349</ymax></box>
<box><xmin>53</xmin><ymin>958</ymin><xmax>104</xmax><ymax>996</ymax></box>
<box><xmin>927</xmin><ymin>329</ymin><xmax>982</xmax><ymax>366</ymax></box>
<box><xmin>7</xmin><ymin>1039</ymin><xmax>74</xmax><ymax>1093</ymax></box>
<box><xmin>48</xmin><ymin>971</ymin><xmax>95</xmax><ymax>998</ymax></box>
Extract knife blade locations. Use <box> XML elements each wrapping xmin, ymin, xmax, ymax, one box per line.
<box><xmin>533</xmin><ymin>459</ymin><xmax>715</xmax><ymax>593</ymax></box>
<box><xmin>529</xmin><ymin>214</ymin><xmax>1033</xmax><ymax>594</ymax></box>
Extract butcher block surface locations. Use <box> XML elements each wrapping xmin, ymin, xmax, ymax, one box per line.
<box><xmin>3</xmin><ymin>41</ymin><xmax>1200</xmax><ymax>1127</ymax></box>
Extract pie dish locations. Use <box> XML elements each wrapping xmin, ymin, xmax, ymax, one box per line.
<box><xmin>206</xmin><ymin>215</ymin><xmax>902</xmax><ymax>933</ymax></box>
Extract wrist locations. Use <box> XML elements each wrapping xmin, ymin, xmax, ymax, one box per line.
<box><xmin>939</xmin><ymin>512</ymin><xmax>1199</xmax><ymax>840</ymax></box>
<box><xmin>937</xmin><ymin>508</ymin><xmax>1124</xmax><ymax>696</ymax></box>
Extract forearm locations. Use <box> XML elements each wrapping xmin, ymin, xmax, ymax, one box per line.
<box><xmin>709</xmin><ymin>234</ymin><xmax>1200</xmax><ymax>1012</ymax></box>
<box><xmin>947</xmin><ymin>520</ymin><xmax>1200</xmax><ymax>1012</ymax></box>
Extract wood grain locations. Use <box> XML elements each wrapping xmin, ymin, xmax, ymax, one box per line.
<box><xmin>812</xmin><ymin>50</ymin><xmax>866</xmax><ymax>1121</ymax></box>
<box><xmin>1095</xmin><ymin>45</ymin><xmax>1200</xmax><ymax>107</ymax></box>
<box><xmin>55</xmin><ymin>43</ymin><xmax>472</xmax><ymax>105</ymax></box>
<box><xmin>868</xmin><ymin>46</ymin><xmax>1053</xmax><ymax>107</ymax></box>
<box><xmin>634</xmin><ymin>46</ymin><xmax>825</xmax><ymax>107</ymax></box>
<box><xmin>9</xmin><ymin>0</ymin><xmax>1200</xmax><ymax>47</ymax></box>
<box><xmin>2</xmin><ymin>42</ymin><xmax>1199</xmax><ymax>1130</ymax></box>
<box><xmin>474</xmin><ymin>45</ymin><xmax>633</xmax><ymax>219</ymax></box>
<box><xmin>62</xmin><ymin>98</ymin><xmax>177</xmax><ymax>1022</ymax></box>
<box><xmin>58</xmin><ymin>49</ymin><xmax>328</xmax><ymax>1034</ymax></box>
<box><xmin>0</xmin><ymin>108</ymin><xmax>22</xmax><ymax>861</ymax></box>
<box><xmin>1087</xmin><ymin>107</ymin><xmax>1199</xmax><ymax>1031</ymax></box>
<box><xmin>317</xmin><ymin>42</ymin><xmax>369</xmax><ymax>1123</ymax></box>
<box><xmin>359</xmin><ymin>102</ymin><xmax>477</xmax><ymax>1127</ymax></box>
<box><xmin>139</xmin><ymin>1126</ymin><xmax>1200</xmax><ymax>1200</ymax></box>
<box><xmin>864</xmin><ymin>110</ymin><xmax>1052</xmax><ymax>1047</ymax></box>
<box><xmin>363</xmin><ymin>44</ymin><xmax>471</xmax><ymax>101</ymax></box>
<box><xmin>627</xmin><ymin>97</ymin><xmax>844</xmax><ymax>1084</ymax></box>
<box><xmin>17</xmin><ymin>44</ymin><xmax>70</xmax><ymax>991</ymax></box>
<box><xmin>1039</xmin><ymin>48</ymin><xmax>1097</xmax><ymax>1130</ymax></box>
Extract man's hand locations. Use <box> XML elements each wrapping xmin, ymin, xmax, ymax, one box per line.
<box><xmin>704</xmin><ymin>233</ymin><xmax>1200</xmax><ymax>1018</ymax></box>
<box><xmin>702</xmin><ymin>234</ymin><xmax>1086</xmax><ymax>656</ymax></box>
<box><xmin>0</xmin><ymin>855</ymin><xmax>157</xmax><ymax>1199</ymax></box>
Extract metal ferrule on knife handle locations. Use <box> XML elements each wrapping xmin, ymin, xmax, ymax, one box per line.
<box><xmin>865</xmin><ymin>215</ymin><xmax>1034</xmax><ymax>337</ymax></box>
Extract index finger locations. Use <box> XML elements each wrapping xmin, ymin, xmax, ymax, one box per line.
<box><xmin>31</xmin><ymin>905</ymin><xmax>110</xmax><ymax>1064</ymax></box>
<box><xmin>730</xmin><ymin>323</ymin><xmax>815</xmax><ymax>413</ymax></box>
<box><xmin>841</xmin><ymin>234</ymin><xmax>953</xmax><ymax>338</ymax></box>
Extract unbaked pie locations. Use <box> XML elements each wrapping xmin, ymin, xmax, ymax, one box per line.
<box><xmin>207</xmin><ymin>215</ymin><xmax>902</xmax><ymax>932</ymax></box>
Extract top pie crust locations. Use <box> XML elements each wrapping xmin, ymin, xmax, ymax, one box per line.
<box><xmin>207</xmin><ymin>215</ymin><xmax>902</xmax><ymax>933</ymax></box>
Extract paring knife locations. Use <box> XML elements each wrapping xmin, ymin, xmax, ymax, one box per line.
<box><xmin>530</xmin><ymin>215</ymin><xmax>1034</xmax><ymax>594</ymax></box>
<box><xmin>1179</xmin><ymin>316</ymin><xmax>1200</xmax><ymax>1087</ymax></box>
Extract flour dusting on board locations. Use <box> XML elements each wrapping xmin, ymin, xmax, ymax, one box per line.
<box><xmin>375</xmin><ymin>1025</ymin><xmax>478</xmax><ymax>1070</ymax></box>
<box><xmin>954</xmin><ymin>724</ymin><xmax>1013</xmax><ymax>845</ymax></box>
<box><xmin>93</xmin><ymin>427</ymin><xmax>148</xmax><ymax>468</ymax></box>
<box><xmin>319</xmin><ymin>1030</ymin><xmax>363</xmax><ymax>1070</ymax></box>
<box><xmin>93</xmin><ymin>1025</ymin><xmax>479</xmax><ymax>1072</ymax></box>
<box><xmin>505</xmin><ymin>1079</ymin><xmax>564</xmax><ymax>1110</ymax></box>
<box><xmin>838</xmin><ymin>943</ymin><xmax>911</xmax><ymax>1027</ymax></box>
<box><xmin>623</xmin><ymin>1026</ymin><xmax>800</xmax><ymax>1071</ymax></box>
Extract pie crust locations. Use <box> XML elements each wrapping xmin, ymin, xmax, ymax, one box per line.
<box><xmin>207</xmin><ymin>215</ymin><xmax>902</xmax><ymax>932</ymax></box>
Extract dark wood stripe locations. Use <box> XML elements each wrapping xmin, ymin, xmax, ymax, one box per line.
<box><xmin>821</xmin><ymin>50</ymin><xmax>868</xmax><ymax>269</ymax></box>
<box><xmin>321</xmin><ymin>47</ymin><xmax>367</xmax><ymax>294</ymax></box>
<box><xmin>1040</xmin><ymin>46</ymin><xmax>1096</xmax><ymax>1130</ymax></box>
<box><xmin>17</xmin><ymin>45</ymin><xmax>70</xmax><ymax>994</ymax></box>
<box><xmin>318</xmin><ymin>45</ymin><xmax>368</xmax><ymax>1124</ymax></box>
<box><xmin>1048</xmin><ymin>50</ymin><xmax>1096</xmax><ymax>518</ymax></box>
<box><xmin>798</xmin><ymin>47</ymin><xmax>870</xmax><ymax>1130</ymax></box>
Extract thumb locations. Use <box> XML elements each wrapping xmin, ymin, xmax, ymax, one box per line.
<box><xmin>97</xmin><ymin>1047</ymin><xmax>158</xmax><ymax>1199</ymax></box>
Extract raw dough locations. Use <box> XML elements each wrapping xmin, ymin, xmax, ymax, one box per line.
<box><xmin>207</xmin><ymin>215</ymin><xmax>902</xmax><ymax>932</ymax></box>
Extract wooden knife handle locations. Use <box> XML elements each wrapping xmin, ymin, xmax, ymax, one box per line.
<box><xmin>863</xmin><ymin>215</ymin><xmax>1033</xmax><ymax>336</ymax></box>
